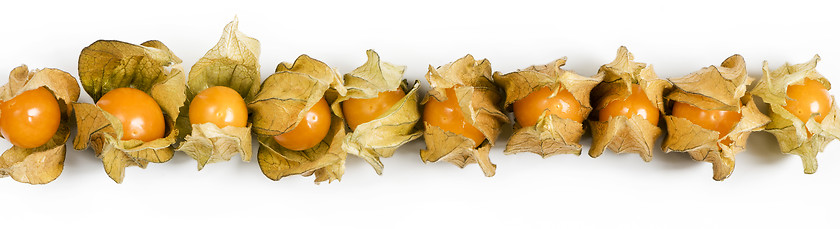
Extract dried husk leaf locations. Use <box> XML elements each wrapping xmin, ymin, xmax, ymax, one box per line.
<box><xmin>588</xmin><ymin>46</ymin><xmax>669</xmax><ymax>161</ymax></box>
<box><xmin>332</xmin><ymin>50</ymin><xmax>422</xmax><ymax>175</ymax></box>
<box><xmin>0</xmin><ymin>66</ymin><xmax>79</xmax><ymax>184</ymax></box>
<box><xmin>177</xmin><ymin>124</ymin><xmax>252</xmax><ymax>170</ymax></box>
<box><xmin>662</xmin><ymin>55</ymin><xmax>770</xmax><ymax>181</ymax></box>
<box><xmin>493</xmin><ymin>58</ymin><xmax>602</xmax><ymax>157</ymax></box>
<box><xmin>420</xmin><ymin>55</ymin><xmax>508</xmax><ymax>176</ymax></box>
<box><xmin>257</xmin><ymin>114</ymin><xmax>346</xmax><ymax>183</ymax></box>
<box><xmin>250</xmin><ymin>55</ymin><xmax>340</xmax><ymax>136</ymax></box>
<box><xmin>175</xmin><ymin>18</ymin><xmax>260</xmax><ymax>169</ymax></box>
<box><xmin>186</xmin><ymin>17</ymin><xmax>260</xmax><ymax>101</ymax></box>
<box><xmin>75</xmin><ymin>40</ymin><xmax>185</xmax><ymax>183</ymax></box>
<box><xmin>250</xmin><ymin>55</ymin><xmax>346</xmax><ymax>183</ymax></box>
<box><xmin>751</xmin><ymin>55</ymin><xmax>840</xmax><ymax>174</ymax></box>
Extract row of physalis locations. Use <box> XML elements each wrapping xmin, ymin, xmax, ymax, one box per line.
<box><xmin>494</xmin><ymin>46</ymin><xmax>838</xmax><ymax>181</ymax></box>
<box><xmin>1</xmin><ymin>21</ymin><xmax>837</xmax><ymax>184</ymax></box>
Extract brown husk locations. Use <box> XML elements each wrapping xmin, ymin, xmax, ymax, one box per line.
<box><xmin>751</xmin><ymin>55</ymin><xmax>840</xmax><ymax>174</ymax></box>
<box><xmin>0</xmin><ymin>66</ymin><xmax>80</xmax><ymax>184</ymax></box>
<box><xmin>75</xmin><ymin>40</ymin><xmax>186</xmax><ymax>183</ymax></box>
<box><xmin>494</xmin><ymin>57</ymin><xmax>602</xmax><ymax>157</ymax></box>
<box><xmin>249</xmin><ymin>55</ymin><xmax>347</xmax><ymax>183</ymax></box>
<box><xmin>176</xmin><ymin>18</ymin><xmax>260</xmax><ymax>170</ymax></box>
<box><xmin>420</xmin><ymin>55</ymin><xmax>508</xmax><ymax>177</ymax></box>
<box><xmin>662</xmin><ymin>54</ymin><xmax>770</xmax><ymax>181</ymax></box>
<box><xmin>588</xmin><ymin>46</ymin><xmax>670</xmax><ymax>162</ymax></box>
<box><xmin>332</xmin><ymin>50</ymin><xmax>422</xmax><ymax>175</ymax></box>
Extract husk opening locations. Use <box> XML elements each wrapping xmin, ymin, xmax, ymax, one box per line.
<box><xmin>0</xmin><ymin>66</ymin><xmax>80</xmax><ymax>184</ymax></box>
<box><xmin>662</xmin><ymin>55</ymin><xmax>770</xmax><ymax>181</ymax></box>
<box><xmin>420</xmin><ymin>55</ymin><xmax>508</xmax><ymax>176</ymax></box>
<box><xmin>751</xmin><ymin>55</ymin><xmax>840</xmax><ymax>174</ymax></box>
<box><xmin>250</xmin><ymin>55</ymin><xmax>347</xmax><ymax>183</ymax></box>
<box><xmin>588</xmin><ymin>46</ymin><xmax>669</xmax><ymax>162</ymax></box>
<box><xmin>176</xmin><ymin>18</ymin><xmax>260</xmax><ymax>170</ymax></box>
<box><xmin>75</xmin><ymin>40</ymin><xmax>186</xmax><ymax>183</ymax></box>
<box><xmin>493</xmin><ymin>58</ymin><xmax>602</xmax><ymax>157</ymax></box>
<box><xmin>331</xmin><ymin>50</ymin><xmax>422</xmax><ymax>175</ymax></box>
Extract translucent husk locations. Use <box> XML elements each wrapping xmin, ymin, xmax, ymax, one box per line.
<box><xmin>175</xmin><ymin>18</ymin><xmax>259</xmax><ymax>170</ymax></box>
<box><xmin>0</xmin><ymin>66</ymin><xmax>80</xmax><ymax>184</ymax></box>
<box><xmin>751</xmin><ymin>55</ymin><xmax>840</xmax><ymax>174</ymax></box>
<box><xmin>420</xmin><ymin>55</ymin><xmax>508</xmax><ymax>177</ymax></box>
<box><xmin>75</xmin><ymin>40</ymin><xmax>186</xmax><ymax>183</ymax></box>
<box><xmin>588</xmin><ymin>46</ymin><xmax>670</xmax><ymax>162</ymax></box>
<box><xmin>662</xmin><ymin>54</ymin><xmax>770</xmax><ymax>181</ymax></box>
<box><xmin>331</xmin><ymin>50</ymin><xmax>422</xmax><ymax>175</ymax></box>
<box><xmin>250</xmin><ymin>55</ymin><xmax>347</xmax><ymax>183</ymax></box>
<box><xmin>494</xmin><ymin>57</ymin><xmax>602</xmax><ymax>157</ymax></box>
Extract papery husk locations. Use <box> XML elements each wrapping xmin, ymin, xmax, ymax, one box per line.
<box><xmin>75</xmin><ymin>40</ymin><xmax>186</xmax><ymax>183</ymax></box>
<box><xmin>332</xmin><ymin>50</ymin><xmax>422</xmax><ymax>175</ymax></box>
<box><xmin>494</xmin><ymin>57</ymin><xmax>602</xmax><ymax>157</ymax></box>
<box><xmin>662</xmin><ymin>55</ymin><xmax>770</xmax><ymax>181</ymax></box>
<box><xmin>0</xmin><ymin>66</ymin><xmax>80</xmax><ymax>184</ymax></box>
<box><xmin>588</xmin><ymin>46</ymin><xmax>669</xmax><ymax>162</ymax></box>
<box><xmin>420</xmin><ymin>55</ymin><xmax>508</xmax><ymax>177</ymax></box>
<box><xmin>175</xmin><ymin>18</ymin><xmax>260</xmax><ymax>170</ymax></box>
<box><xmin>249</xmin><ymin>55</ymin><xmax>346</xmax><ymax>183</ymax></box>
<box><xmin>177</xmin><ymin>123</ymin><xmax>252</xmax><ymax>170</ymax></box>
<box><xmin>751</xmin><ymin>55</ymin><xmax>840</xmax><ymax>174</ymax></box>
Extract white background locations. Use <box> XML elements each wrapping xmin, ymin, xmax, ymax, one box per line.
<box><xmin>1</xmin><ymin>0</ymin><xmax>838</xmax><ymax>228</ymax></box>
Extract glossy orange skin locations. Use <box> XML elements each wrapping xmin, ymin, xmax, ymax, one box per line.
<box><xmin>598</xmin><ymin>84</ymin><xmax>659</xmax><ymax>126</ymax></box>
<box><xmin>342</xmin><ymin>90</ymin><xmax>405</xmax><ymax>131</ymax></box>
<box><xmin>783</xmin><ymin>78</ymin><xmax>832</xmax><ymax>124</ymax></box>
<box><xmin>513</xmin><ymin>86</ymin><xmax>583</xmax><ymax>126</ymax></box>
<box><xmin>672</xmin><ymin>102</ymin><xmax>741</xmax><ymax>145</ymax></box>
<box><xmin>0</xmin><ymin>87</ymin><xmax>61</xmax><ymax>148</ymax></box>
<box><xmin>189</xmin><ymin>86</ymin><xmax>248</xmax><ymax>128</ymax></box>
<box><xmin>274</xmin><ymin>98</ymin><xmax>332</xmax><ymax>151</ymax></box>
<box><xmin>96</xmin><ymin>87</ymin><xmax>166</xmax><ymax>142</ymax></box>
<box><xmin>423</xmin><ymin>87</ymin><xmax>485</xmax><ymax>146</ymax></box>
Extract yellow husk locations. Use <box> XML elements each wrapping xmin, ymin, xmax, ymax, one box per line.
<box><xmin>751</xmin><ymin>55</ymin><xmax>840</xmax><ymax>174</ymax></box>
<box><xmin>662</xmin><ymin>54</ymin><xmax>770</xmax><ymax>181</ymax></box>
<box><xmin>176</xmin><ymin>18</ymin><xmax>260</xmax><ymax>170</ymax></box>
<box><xmin>250</xmin><ymin>55</ymin><xmax>346</xmax><ymax>183</ymax></box>
<box><xmin>75</xmin><ymin>40</ymin><xmax>186</xmax><ymax>183</ymax></box>
<box><xmin>494</xmin><ymin>57</ymin><xmax>602</xmax><ymax>157</ymax></box>
<box><xmin>420</xmin><ymin>55</ymin><xmax>508</xmax><ymax>177</ymax></box>
<box><xmin>0</xmin><ymin>66</ymin><xmax>80</xmax><ymax>184</ymax></box>
<box><xmin>588</xmin><ymin>46</ymin><xmax>669</xmax><ymax>162</ymax></box>
<box><xmin>332</xmin><ymin>50</ymin><xmax>422</xmax><ymax>175</ymax></box>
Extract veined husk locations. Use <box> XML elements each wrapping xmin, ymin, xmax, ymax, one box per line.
<box><xmin>588</xmin><ymin>46</ymin><xmax>670</xmax><ymax>162</ymax></box>
<box><xmin>0</xmin><ymin>66</ymin><xmax>80</xmax><ymax>184</ymax></box>
<box><xmin>494</xmin><ymin>57</ymin><xmax>602</xmax><ymax>157</ymax></box>
<box><xmin>662</xmin><ymin>54</ymin><xmax>770</xmax><ymax>181</ymax></box>
<box><xmin>175</xmin><ymin>18</ymin><xmax>259</xmax><ymax>170</ymax></box>
<box><xmin>75</xmin><ymin>40</ymin><xmax>186</xmax><ymax>183</ymax></box>
<box><xmin>421</xmin><ymin>55</ymin><xmax>508</xmax><ymax>177</ymax></box>
<box><xmin>331</xmin><ymin>50</ymin><xmax>422</xmax><ymax>175</ymax></box>
<box><xmin>751</xmin><ymin>55</ymin><xmax>840</xmax><ymax>174</ymax></box>
<box><xmin>250</xmin><ymin>55</ymin><xmax>347</xmax><ymax>183</ymax></box>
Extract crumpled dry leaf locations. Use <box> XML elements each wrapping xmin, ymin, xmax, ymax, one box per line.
<box><xmin>75</xmin><ymin>40</ymin><xmax>185</xmax><ymax>183</ymax></box>
<box><xmin>177</xmin><ymin>123</ymin><xmax>252</xmax><ymax>170</ymax></box>
<box><xmin>250</xmin><ymin>55</ymin><xmax>347</xmax><ymax>183</ymax></box>
<box><xmin>0</xmin><ymin>66</ymin><xmax>79</xmax><ymax>184</ymax></box>
<box><xmin>332</xmin><ymin>50</ymin><xmax>422</xmax><ymax>175</ymax></box>
<box><xmin>175</xmin><ymin>18</ymin><xmax>260</xmax><ymax>170</ymax></box>
<box><xmin>662</xmin><ymin>55</ymin><xmax>770</xmax><ymax>181</ymax></box>
<box><xmin>751</xmin><ymin>55</ymin><xmax>840</xmax><ymax>174</ymax></box>
<box><xmin>420</xmin><ymin>55</ymin><xmax>508</xmax><ymax>176</ymax></box>
<box><xmin>257</xmin><ymin>114</ymin><xmax>346</xmax><ymax>183</ymax></box>
<box><xmin>494</xmin><ymin>57</ymin><xmax>602</xmax><ymax>157</ymax></box>
<box><xmin>588</xmin><ymin>46</ymin><xmax>669</xmax><ymax>162</ymax></box>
